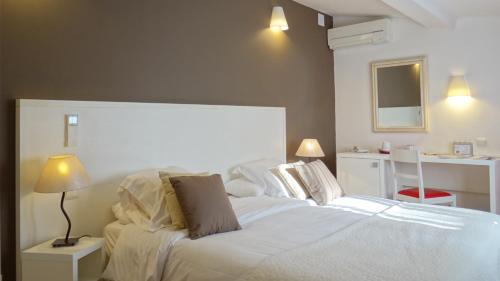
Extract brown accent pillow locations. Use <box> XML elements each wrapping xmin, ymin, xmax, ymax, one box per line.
<box><xmin>169</xmin><ymin>174</ymin><xmax>241</xmax><ymax>239</ymax></box>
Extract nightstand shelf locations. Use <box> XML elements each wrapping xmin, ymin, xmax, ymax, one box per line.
<box><xmin>22</xmin><ymin>237</ymin><xmax>104</xmax><ymax>281</ymax></box>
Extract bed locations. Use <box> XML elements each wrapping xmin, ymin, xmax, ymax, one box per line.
<box><xmin>103</xmin><ymin>221</ymin><xmax>127</xmax><ymax>259</ymax></box>
<box><xmin>17</xmin><ymin>100</ymin><xmax>500</xmax><ymax>281</ymax></box>
<box><xmin>102</xmin><ymin>196</ymin><xmax>500</xmax><ymax>281</ymax></box>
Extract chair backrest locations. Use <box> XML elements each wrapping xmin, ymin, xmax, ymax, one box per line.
<box><xmin>390</xmin><ymin>149</ymin><xmax>425</xmax><ymax>201</ymax></box>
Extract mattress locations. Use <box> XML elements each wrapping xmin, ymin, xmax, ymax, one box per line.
<box><xmin>103</xmin><ymin>220</ymin><xmax>127</xmax><ymax>258</ymax></box>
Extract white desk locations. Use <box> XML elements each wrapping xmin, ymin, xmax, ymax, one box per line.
<box><xmin>337</xmin><ymin>152</ymin><xmax>500</xmax><ymax>214</ymax></box>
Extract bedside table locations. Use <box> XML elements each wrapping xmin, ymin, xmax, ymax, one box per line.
<box><xmin>22</xmin><ymin>237</ymin><xmax>104</xmax><ymax>281</ymax></box>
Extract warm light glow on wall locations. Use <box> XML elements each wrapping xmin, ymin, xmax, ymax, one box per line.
<box><xmin>270</xmin><ymin>6</ymin><xmax>288</xmax><ymax>31</ymax></box>
<box><xmin>446</xmin><ymin>75</ymin><xmax>472</xmax><ymax>108</ymax></box>
<box><xmin>446</xmin><ymin>96</ymin><xmax>472</xmax><ymax>109</ymax></box>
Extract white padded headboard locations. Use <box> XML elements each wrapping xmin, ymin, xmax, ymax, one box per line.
<box><xmin>16</xmin><ymin>99</ymin><xmax>286</xmax><ymax>252</ymax></box>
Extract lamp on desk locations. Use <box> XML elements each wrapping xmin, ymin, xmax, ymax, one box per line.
<box><xmin>296</xmin><ymin>139</ymin><xmax>325</xmax><ymax>162</ymax></box>
<box><xmin>35</xmin><ymin>155</ymin><xmax>91</xmax><ymax>248</ymax></box>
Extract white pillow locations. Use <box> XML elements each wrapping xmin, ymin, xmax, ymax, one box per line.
<box><xmin>225</xmin><ymin>178</ymin><xmax>265</xmax><ymax>197</ymax></box>
<box><xmin>235</xmin><ymin>160</ymin><xmax>289</xmax><ymax>198</ymax></box>
<box><xmin>118</xmin><ymin>167</ymin><xmax>187</xmax><ymax>231</ymax></box>
<box><xmin>296</xmin><ymin>160</ymin><xmax>343</xmax><ymax>205</ymax></box>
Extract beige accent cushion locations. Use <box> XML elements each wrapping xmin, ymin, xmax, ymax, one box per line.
<box><xmin>169</xmin><ymin>174</ymin><xmax>241</xmax><ymax>239</ymax></box>
<box><xmin>287</xmin><ymin>167</ymin><xmax>311</xmax><ymax>198</ymax></box>
<box><xmin>268</xmin><ymin>168</ymin><xmax>291</xmax><ymax>198</ymax></box>
<box><xmin>159</xmin><ymin>171</ymin><xmax>208</xmax><ymax>229</ymax></box>
<box><xmin>274</xmin><ymin>162</ymin><xmax>310</xmax><ymax>200</ymax></box>
<box><xmin>296</xmin><ymin>160</ymin><xmax>343</xmax><ymax>205</ymax></box>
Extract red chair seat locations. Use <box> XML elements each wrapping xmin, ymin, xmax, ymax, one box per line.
<box><xmin>399</xmin><ymin>188</ymin><xmax>451</xmax><ymax>199</ymax></box>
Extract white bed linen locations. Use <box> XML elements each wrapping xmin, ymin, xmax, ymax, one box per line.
<box><xmin>102</xmin><ymin>196</ymin><xmax>314</xmax><ymax>281</ymax></box>
<box><xmin>239</xmin><ymin>202</ymin><xmax>500</xmax><ymax>281</ymax></box>
<box><xmin>161</xmin><ymin>196</ymin><xmax>396</xmax><ymax>281</ymax></box>
<box><xmin>103</xmin><ymin>196</ymin><xmax>500</xmax><ymax>281</ymax></box>
<box><xmin>103</xmin><ymin>221</ymin><xmax>127</xmax><ymax>258</ymax></box>
<box><xmin>102</xmin><ymin>223</ymin><xmax>187</xmax><ymax>281</ymax></box>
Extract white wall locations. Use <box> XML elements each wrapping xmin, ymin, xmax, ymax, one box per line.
<box><xmin>335</xmin><ymin>17</ymin><xmax>500</xmax><ymax>155</ymax></box>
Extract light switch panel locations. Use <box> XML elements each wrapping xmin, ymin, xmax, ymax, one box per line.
<box><xmin>68</xmin><ymin>115</ymin><xmax>78</xmax><ymax>125</ymax></box>
<box><xmin>65</xmin><ymin>114</ymin><xmax>79</xmax><ymax>147</ymax></box>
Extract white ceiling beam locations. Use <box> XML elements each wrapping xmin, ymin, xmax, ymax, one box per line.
<box><xmin>380</xmin><ymin>0</ymin><xmax>456</xmax><ymax>28</ymax></box>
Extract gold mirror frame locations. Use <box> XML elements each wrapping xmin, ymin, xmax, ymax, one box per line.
<box><xmin>371</xmin><ymin>56</ymin><xmax>429</xmax><ymax>133</ymax></box>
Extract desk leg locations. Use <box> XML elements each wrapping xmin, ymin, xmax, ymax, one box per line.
<box><xmin>379</xmin><ymin>159</ymin><xmax>386</xmax><ymax>198</ymax></box>
<box><xmin>489</xmin><ymin>164</ymin><xmax>498</xmax><ymax>214</ymax></box>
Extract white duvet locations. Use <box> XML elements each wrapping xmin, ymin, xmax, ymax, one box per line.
<box><xmin>103</xmin><ymin>196</ymin><xmax>500</xmax><ymax>281</ymax></box>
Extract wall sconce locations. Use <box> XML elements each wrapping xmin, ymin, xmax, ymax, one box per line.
<box><xmin>270</xmin><ymin>6</ymin><xmax>289</xmax><ymax>31</ymax></box>
<box><xmin>447</xmin><ymin>75</ymin><xmax>472</xmax><ymax>108</ymax></box>
<box><xmin>448</xmin><ymin>75</ymin><xmax>471</xmax><ymax>98</ymax></box>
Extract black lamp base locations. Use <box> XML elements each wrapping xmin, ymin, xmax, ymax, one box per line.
<box><xmin>52</xmin><ymin>237</ymin><xmax>80</xmax><ymax>248</ymax></box>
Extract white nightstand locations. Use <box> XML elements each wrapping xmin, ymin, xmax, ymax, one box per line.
<box><xmin>22</xmin><ymin>237</ymin><xmax>104</xmax><ymax>281</ymax></box>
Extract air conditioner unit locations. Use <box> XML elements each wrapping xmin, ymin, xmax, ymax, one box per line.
<box><xmin>328</xmin><ymin>19</ymin><xmax>392</xmax><ymax>50</ymax></box>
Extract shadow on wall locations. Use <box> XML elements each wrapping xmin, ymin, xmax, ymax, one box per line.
<box><xmin>18</xmin><ymin>157</ymin><xmax>45</xmax><ymax>249</ymax></box>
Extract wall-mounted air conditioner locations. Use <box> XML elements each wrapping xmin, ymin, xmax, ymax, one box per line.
<box><xmin>328</xmin><ymin>19</ymin><xmax>392</xmax><ymax>50</ymax></box>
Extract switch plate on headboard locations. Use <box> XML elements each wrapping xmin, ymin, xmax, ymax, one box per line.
<box><xmin>65</xmin><ymin>114</ymin><xmax>78</xmax><ymax>147</ymax></box>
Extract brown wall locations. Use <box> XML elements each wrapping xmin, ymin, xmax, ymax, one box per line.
<box><xmin>0</xmin><ymin>1</ymin><xmax>335</xmax><ymax>279</ymax></box>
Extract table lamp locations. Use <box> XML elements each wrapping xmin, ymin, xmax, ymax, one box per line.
<box><xmin>35</xmin><ymin>155</ymin><xmax>91</xmax><ymax>247</ymax></box>
<box><xmin>296</xmin><ymin>139</ymin><xmax>325</xmax><ymax>162</ymax></box>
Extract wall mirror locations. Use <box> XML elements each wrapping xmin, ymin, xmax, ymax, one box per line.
<box><xmin>371</xmin><ymin>56</ymin><xmax>428</xmax><ymax>132</ymax></box>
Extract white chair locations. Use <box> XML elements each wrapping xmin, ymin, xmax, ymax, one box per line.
<box><xmin>390</xmin><ymin>149</ymin><xmax>456</xmax><ymax>206</ymax></box>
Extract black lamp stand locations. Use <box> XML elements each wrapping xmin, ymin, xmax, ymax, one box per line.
<box><xmin>52</xmin><ymin>192</ymin><xmax>80</xmax><ymax>247</ymax></box>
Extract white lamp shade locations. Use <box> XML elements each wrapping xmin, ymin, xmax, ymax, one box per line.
<box><xmin>296</xmin><ymin>139</ymin><xmax>325</xmax><ymax>158</ymax></box>
<box><xmin>447</xmin><ymin>75</ymin><xmax>471</xmax><ymax>97</ymax></box>
<box><xmin>270</xmin><ymin>6</ymin><xmax>289</xmax><ymax>31</ymax></box>
<box><xmin>35</xmin><ymin>155</ymin><xmax>91</xmax><ymax>193</ymax></box>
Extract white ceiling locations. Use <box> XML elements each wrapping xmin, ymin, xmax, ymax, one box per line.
<box><xmin>294</xmin><ymin>0</ymin><xmax>403</xmax><ymax>17</ymax></box>
<box><xmin>294</xmin><ymin>0</ymin><xmax>500</xmax><ymax>18</ymax></box>
<box><xmin>439</xmin><ymin>0</ymin><xmax>500</xmax><ymax>18</ymax></box>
